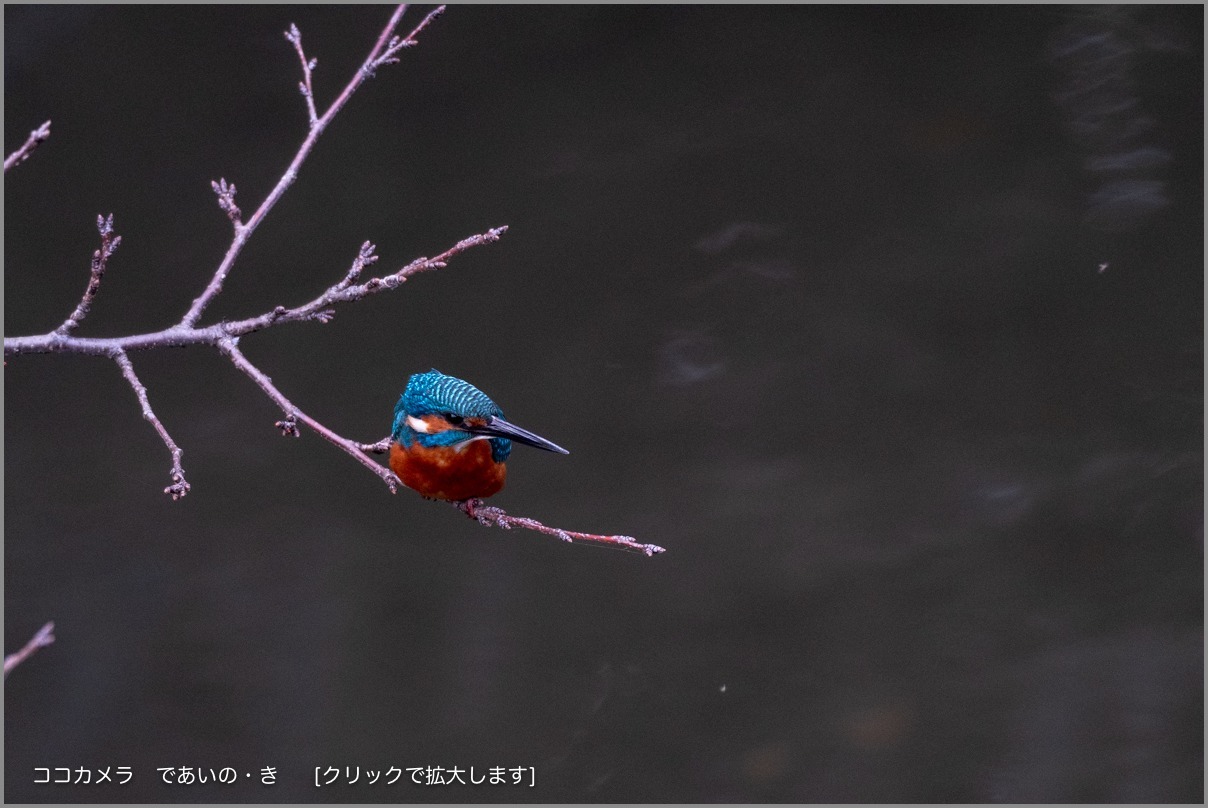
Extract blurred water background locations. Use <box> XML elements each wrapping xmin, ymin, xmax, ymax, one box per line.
<box><xmin>5</xmin><ymin>5</ymin><xmax>1202</xmax><ymax>802</ymax></box>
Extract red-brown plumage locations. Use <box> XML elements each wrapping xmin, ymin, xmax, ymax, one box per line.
<box><xmin>390</xmin><ymin>438</ymin><xmax>508</xmax><ymax>501</ymax></box>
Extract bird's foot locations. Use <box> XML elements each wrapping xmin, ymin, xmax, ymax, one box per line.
<box><xmin>456</xmin><ymin>498</ymin><xmax>485</xmax><ymax>520</ymax></box>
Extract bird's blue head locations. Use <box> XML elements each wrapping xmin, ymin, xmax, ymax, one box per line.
<box><xmin>392</xmin><ymin>369</ymin><xmax>568</xmax><ymax>463</ymax></box>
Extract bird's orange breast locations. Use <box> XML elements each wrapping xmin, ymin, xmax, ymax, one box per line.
<box><xmin>390</xmin><ymin>439</ymin><xmax>507</xmax><ymax>501</ymax></box>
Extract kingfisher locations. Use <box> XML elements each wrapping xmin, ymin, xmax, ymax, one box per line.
<box><xmin>390</xmin><ymin>369</ymin><xmax>569</xmax><ymax>503</ymax></box>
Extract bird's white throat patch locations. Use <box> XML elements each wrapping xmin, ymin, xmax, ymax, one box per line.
<box><xmin>406</xmin><ymin>415</ymin><xmax>432</xmax><ymax>433</ymax></box>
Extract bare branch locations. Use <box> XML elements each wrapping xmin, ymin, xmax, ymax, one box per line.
<box><xmin>6</xmin><ymin>228</ymin><xmax>507</xmax><ymax>359</ymax></box>
<box><xmin>3</xmin><ymin>9</ymin><xmax>660</xmax><ymax>554</ymax></box>
<box><xmin>336</xmin><ymin>240</ymin><xmax>379</xmax><ymax>292</ymax></box>
<box><xmin>55</xmin><ymin>214</ymin><xmax>121</xmax><ymax>337</ymax></box>
<box><xmin>285</xmin><ymin>23</ymin><xmax>320</xmax><ymax>127</ymax></box>
<box><xmin>371</xmin><ymin>5</ymin><xmax>447</xmax><ymax>70</ymax></box>
<box><xmin>260</xmin><ymin>227</ymin><xmax>508</xmax><ymax>326</ymax></box>
<box><xmin>217</xmin><ymin>338</ymin><xmax>401</xmax><ymax>492</ymax></box>
<box><xmin>4</xmin><ymin>622</ymin><xmax>55</xmax><ymax>677</ymax></box>
<box><xmin>180</xmin><ymin>3</ymin><xmax>435</xmax><ymax>329</ymax></box>
<box><xmin>113</xmin><ymin>350</ymin><xmax>191</xmax><ymax>499</ymax></box>
<box><xmin>456</xmin><ymin>501</ymin><xmax>667</xmax><ymax>557</ymax></box>
<box><xmin>361</xmin><ymin>4</ymin><xmax>411</xmax><ymax>75</ymax></box>
<box><xmin>359</xmin><ymin>437</ymin><xmax>394</xmax><ymax>454</ymax></box>
<box><xmin>4</xmin><ymin>120</ymin><xmax>51</xmax><ymax>173</ymax></box>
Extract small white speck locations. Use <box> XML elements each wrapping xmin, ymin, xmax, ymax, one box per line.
<box><xmin>1098</xmin><ymin>262</ymin><xmax>1109</xmax><ymax>273</ymax></box>
<box><xmin>719</xmin><ymin>684</ymin><xmax>727</xmax><ymax>693</ymax></box>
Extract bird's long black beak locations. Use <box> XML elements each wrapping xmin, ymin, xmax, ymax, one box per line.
<box><xmin>471</xmin><ymin>416</ymin><xmax>569</xmax><ymax>454</ymax></box>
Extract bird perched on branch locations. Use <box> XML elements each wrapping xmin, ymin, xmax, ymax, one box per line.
<box><xmin>390</xmin><ymin>369</ymin><xmax>568</xmax><ymax>504</ymax></box>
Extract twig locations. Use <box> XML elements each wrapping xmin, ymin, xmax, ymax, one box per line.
<box><xmin>5</xmin><ymin>228</ymin><xmax>507</xmax><ymax>359</ymax></box>
<box><xmin>55</xmin><ymin>214</ymin><xmax>121</xmax><ymax>337</ymax></box>
<box><xmin>217</xmin><ymin>338</ymin><xmax>402</xmax><ymax>492</ymax></box>
<box><xmin>359</xmin><ymin>437</ymin><xmax>394</xmax><ymax>454</ymax></box>
<box><xmin>180</xmin><ymin>3</ymin><xmax>442</xmax><ymax>329</ymax></box>
<box><xmin>113</xmin><ymin>350</ymin><xmax>191</xmax><ymax>499</ymax></box>
<box><xmin>4</xmin><ymin>622</ymin><xmax>55</xmax><ymax>677</ymax></box>
<box><xmin>3</xmin><ymin>9</ymin><xmax>662</xmax><ymax>555</ymax></box>
<box><xmin>369</xmin><ymin>5</ymin><xmax>447</xmax><ymax>72</ymax></box>
<box><xmin>287</xmin><ymin>227</ymin><xmax>508</xmax><ymax>320</ymax></box>
<box><xmin>217</xmin><ymin>341</ymin><xmax>663</xmax><ymax>559</ymax></box>
<box><xmin>4</xmin><ymin>120</ymin><xmax>51</xmax><ymax>173</ymax></box>
<box><xmin>457</xmin><ymin>501</ymin><xmax>667</xmax><ymax>557</ymax></box>
<box><xmin>284</xmin><ymin>23</ymin><xmax>319</xmax><ymax>127</ymax></box>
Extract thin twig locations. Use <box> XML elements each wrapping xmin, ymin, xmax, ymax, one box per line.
<box><xmin>275</xmin><ymin>227</ymin><xmax>509</xmax><ymax>324</ymax></box>
<box><xmin>5</xmin><ymin>228</ymin><xmax>507</xmax><ymax>358</ymax></box>
<box><xmin>4</xmin><ymin>622</ymin><xmax>55</xmax><ymax>677</ymax></box>
<box><xmin>181</xmin><ymin>3</ymin><xmax>437</xmax><ymax>328</ymax></box>
<box><xmin>456</xmin><ymin>501</ymin><xmax>667</xmax><ymax>557</ymax></box>
<box><xmin>370</xmin><ymin>5</ymin><xmax>447</xmax><ymax>71</ymax></box>
<box><xmin>284</xmin><ymin>23</ymin><xmax>320</xmax><ymax>127</ymax></box>
<box><xmin>335</xmin><ymin>240</ymin><xmax>379</xmax><ymax>292</ymax></box>
<box><xmin>3</xmin><ymin>9</ymin><xmax>661</xmax><ymax>555</ymax></box>
<box><xmin>217</xmin><ymin>338</ymin><xmax>402</xmax><ymax>492</ymax></box>
<box><xmin>113</xmin><ymin>350</ymin><xmax>191</xmax><ymax>499</ymax></box>
<box><xmin>359</xmin><ymin>437</ymin><xmax>394</xmax><ymax>454</ymax></box>
<box><xmin>4</xmin><ymin>120</ymin><xmax>51</xmax><ymax>173</ymax></box>
<box><xmin>55</xmin><ymin>214</ymin><xmax>121</xmax><ymax>337</ymax></box>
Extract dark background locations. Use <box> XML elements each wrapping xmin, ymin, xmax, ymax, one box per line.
<box><xmin>5</xmin><ymin>5</ymin><xmax>1203</xmax><ymax>803</ymax></box>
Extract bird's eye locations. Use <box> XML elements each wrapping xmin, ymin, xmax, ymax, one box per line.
<box><xmin>445</xmin><ymin>413</ymin><xmax>464</xmax><ymax>426</ymax></box>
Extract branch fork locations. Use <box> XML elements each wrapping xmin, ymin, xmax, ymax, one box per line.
<box><xmin>5</xmin><ymin>5</ymin><xmax>663</xmax><ymax>558</ymax></box>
